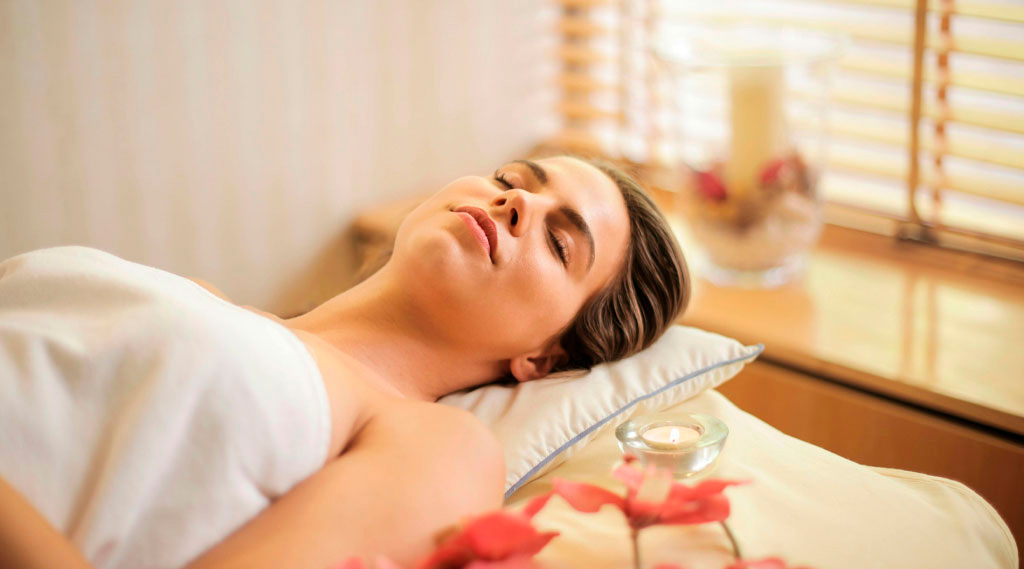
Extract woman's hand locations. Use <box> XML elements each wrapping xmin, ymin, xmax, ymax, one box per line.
<box><xmin>0</xmin><ymin>476</ymin><xmax>94</xmax><ymax>569</ymax></box>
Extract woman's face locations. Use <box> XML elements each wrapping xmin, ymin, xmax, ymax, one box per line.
<box><xmin>391</xmin><ymin>156</ymin><xmax>630</xmax><ymax>379</ymax></box>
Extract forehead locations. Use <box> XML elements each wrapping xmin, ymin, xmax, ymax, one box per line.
<box><xmin>531</xmin><ymin>156</ymin><xmax>630</xmax><ymax>273</ymax></box>
<box><xmin>534</xmin><ymin>156</ymin><xmax>616</xmax><ymax>199</ymax></box>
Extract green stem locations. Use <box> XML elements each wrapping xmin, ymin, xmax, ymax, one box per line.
<box><xmin>631</xmin><ymin>527</ymin><xmax>642</xmax><ymax>569</ymax></box>
<box><xmin>720</xmin><ymin>520</ymin><xmax>743</xmax><ymax>561</ymax></box>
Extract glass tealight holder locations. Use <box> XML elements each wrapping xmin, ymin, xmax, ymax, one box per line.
<box><xmin>615</xmin><ymin>412</ymin><xmax>728</xmax><ymax>479</ymax></box>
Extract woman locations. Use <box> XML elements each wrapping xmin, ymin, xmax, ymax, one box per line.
<box><xmin>0</xmin><ymin>155</ymin><xmax>688</xmax><ymax>569</ymax></box>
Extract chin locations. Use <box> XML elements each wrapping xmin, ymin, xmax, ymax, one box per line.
<box><xmin>395</xmin><ymin>230</ymin><xmax>483</xmax><ymax>300</ymax></box>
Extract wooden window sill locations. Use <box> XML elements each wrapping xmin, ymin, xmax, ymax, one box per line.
<box><xmin>674</xmin><ymin>221</ymin><xmax>1024</xmax><ymax>439</ymax></box>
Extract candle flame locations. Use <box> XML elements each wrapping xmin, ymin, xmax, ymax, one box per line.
<box><xmin>670</xmin><ymin>428</ymin><xmax>680</xmax><ymax>443</ymax></box>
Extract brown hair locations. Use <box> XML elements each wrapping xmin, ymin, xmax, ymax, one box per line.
<box><xmin>552</xmin><ymin>155</ymin><xmax>690</xmax><ymax>373</ymax></box>
<box><xmin>353</xmin><ymin>154</ymin><xmax>690</xmax><ymax>375</ymax></box>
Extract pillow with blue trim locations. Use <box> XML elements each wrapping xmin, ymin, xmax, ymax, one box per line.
<box><xmin>438</xmin><ymin>325</ymin><xmax>763</xmax><ymax>498</ymax></box>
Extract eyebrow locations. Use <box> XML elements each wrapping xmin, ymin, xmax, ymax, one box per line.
<box><xmin>511</xmin><ymin>159</ymin><xmax>549</xmax><ymax>185</ymax></box>
<box><xmin>505</xmin><ymin>159</ymin><xmax>596</xmax><ymax>272</ymax></box>
<box><xmin>559</xmin><ymin>206</ymin><xmax>596</xmax><ymax>272</ymax></box>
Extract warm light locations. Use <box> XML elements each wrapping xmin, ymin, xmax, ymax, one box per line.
<box><xmin>641</xmin><ymin>425</ymin><xmax>700</xmax><ymax>450</ymax></box>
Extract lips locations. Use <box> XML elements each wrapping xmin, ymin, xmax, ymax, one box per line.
<box><xmin>454</xmin><ymin>206</ymin><xmax>498</xmax><ymax>262</ymax></box>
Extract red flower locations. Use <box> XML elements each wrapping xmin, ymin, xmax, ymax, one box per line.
<box><xmin>461</xmin><ymin>558</ymin><xmax>539</xmax><ymax>569</ymax></box>
<box><xmin>694</xmin><ymin>169</ymin><xmax>728</xmax><ymax>202</ymax></box>
<box><xmin>548</xmin><ymin>479</ymin><xmax>625</xmax><ymax>512</ymax></box>
<box><xmin>656</xmin><ymin>477</ymin><xmax>742</xmax><ymax>525</ymax></box>
<box><xmin>415</xmin><ymin>494</ymin><xmax>557</xmax><ymax>569</ymax></box>
<box><xmin>759</xmin><ymin>157</ymin><xmax>787</xmax><ymax>189</ymax></box>
<box><xmin>331</xmin><ymin>559</ymin><xmax>368</xmax><ymax>569</ymax></box>
<box><xmin>552</xmin><ymin>461</ymin><xmax>748</xmax><ymax>530</ymax></box>
<box><xmin>726</xmin><ymin>557</ymin><xmax>815</xmax><ymax>569</ymax></box>
<box><xmin>331</xmin><ymin>556</ymin><xmax>406</xmax><ymax>569</ymax></box>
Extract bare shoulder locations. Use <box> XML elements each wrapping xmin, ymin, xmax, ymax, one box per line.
<box><xmin>333</xmin><ymin>399</ymin><xmax>505</xmax><ymax>521</ymax></box>
<box><xmin>367</xmin><ymin>400</ymin><xmax>503</xmax><ymax>466</ymax></box>
<box><xmin>354</xmin><ymin>400</ymin><xmax>504</xmax><ymax>494</ymax></box>
<box><xmin>183</xmin><ymin>399</ymin><xmax>505</xmax><ymax>569</ymax></box>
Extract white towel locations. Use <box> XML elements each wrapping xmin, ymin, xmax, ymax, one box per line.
<box><xmin>0</xmin><ymin>246</ymin><xmax>331</xmax><ymax>569</ymax></box>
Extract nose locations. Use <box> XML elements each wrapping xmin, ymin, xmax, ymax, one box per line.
<box><xmin>491</xmin><ymin>189</ymin><xmax>535</xmax><ymax>238</ymax></box>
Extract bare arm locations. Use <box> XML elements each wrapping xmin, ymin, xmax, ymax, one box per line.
<box><xmin>1</xmin><ymin>404</ymin><xmax>499</xmax><ymax>569</ymax></box>
<box><xmin>184</xmin><ymin>402</ymin><xmax>504</xmax><ymax>569</ymax></box>
<box><xmin>0</xmin><ymin>476</ymin><xmax>94</xmax><ymax>569</ymax></box>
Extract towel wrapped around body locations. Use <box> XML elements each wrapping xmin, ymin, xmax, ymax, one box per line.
<box><xmin>0</xmin><ymin>246</ymin><xmax>331</xmax><ymax>569</ymax></box>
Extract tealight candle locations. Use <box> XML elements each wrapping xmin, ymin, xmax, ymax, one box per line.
<box><xmin>640</xmin><ymin>425</ymin><xmax>701</xmax><ymax>450</ymax></box>
<box><xmin>616</xmin><ymin>412</ymin><xmax>729</xmax><ymax>479</ymax></box>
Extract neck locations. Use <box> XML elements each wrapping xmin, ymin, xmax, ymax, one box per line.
<box><xmin>283</xmin><ymin>267</ymin><xmax>506</xmax><ymax>401</ymax></box>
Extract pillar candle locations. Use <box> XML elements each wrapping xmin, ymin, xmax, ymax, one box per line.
<box><xmin>725</xmin><ymin>64</ymin><xmax>787</xmax><ymax>198</ymax></box>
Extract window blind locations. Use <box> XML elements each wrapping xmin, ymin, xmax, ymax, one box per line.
<box><xmin>547</xmin><ymin>0</ymin><xmax>1024</xmax><ymax>261</ymax></box>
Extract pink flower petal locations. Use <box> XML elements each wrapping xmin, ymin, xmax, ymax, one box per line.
<box><xmin>658</xmin><ymin>479</ymin><xmax>748</xmax><ymax>525</ymax></box>
<box><xmin>374</xmin><ymin>557</ymin><xmax>409</xmax><ymax>569</ymax></box>
<box><xmin>415</xmin><ymin>534</ymin><xmax>474</xmax><ymax>569</ymax></box>
<box><xmin>611</xmin><ymin>463</ymin><xmax>645</xmax><ymax>496</ymax></box>
<box><xmin>687</xmin><ymin>479</ymin><xmax>751</xmax><ymax>498</ymax></box>
<box><xmin>663</xmin><ymin>478</ymin><xmax>748</xmax><ymax>506</ymax></box>
<box><xmin>661</xmin><ymin>489</ymin><xmax>733</xmax><ymax>524</ymax></box>
<box><xmin>463</xmin><ymin>554</ymin><xmax>538</xmax><ymax>569</ymax></box>
<box><xmin>625</xmin><ymin>498</ymin><xmax>665</xmax><ymax>529</ymax></box>
<box><xmin>634</xmin><ymin>465</ymin><xmax>673</xmax><ymax>505</ymax></box>
<box><xmin>724</xmin><ymin>557</ymin><xmax>796</xmax><ymax>569</ymax></box>
<box><xmin>462</xmin><ymin>512</ymin><xmax>557</xmax><ymax>559</ymax></box>
<box><xmin>331</xmin><ymin>558</ymin><xmax>366</xmax><ymax>569</ymax></box>
<box><xmin>552</xmin><ymin>478</ymin><xmax>626</xmax><ymax>513</ymax></box>
<box><xmin>759</xmin><ymin>157</ymin><xmax>786</xmax><ymax>188</ymax></box>
<box><xmin>416</xmin><ymin>509</ymin><xmax>557</xmax><ymax>569</ymax></box>
<box><xmin>695</xmin><ymin>169</ymin><xmax>728</xmax><ymax>201</ymax></box>
<box><xmin>521</xmin><ymin>492</ymin><xmax>553</xmax><ymax>519</ymax></box>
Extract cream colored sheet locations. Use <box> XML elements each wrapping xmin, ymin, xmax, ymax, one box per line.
<box><xmin>506</xmin><ymin>389</ymin><xmax>1017</xmax><ymax>569</ymax></box>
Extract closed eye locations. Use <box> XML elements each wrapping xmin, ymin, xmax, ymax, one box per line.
<box><xmin>495</xmin><ymin>172</ymin><xmax>514</xmax><ymax>189</ymax></box>
<box><xmin>496</xmin><ymin>170</ymin><xmax>568</xmax><ymax>267</ymax></box>
<box><xmin>549</xmin><ymin>230</ymin><xmax>569</xmax><ymax>266</ymax></box>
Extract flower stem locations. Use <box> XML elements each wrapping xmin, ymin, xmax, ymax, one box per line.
<box><xmin>631</xmin><ymin>528</ymin><xmax>642</xmax><ymax>569</ymax></box>
<box><xmin>720</xmin><ymin>520</ymin><xmax>743</xmax><ymax>560</ymax></box>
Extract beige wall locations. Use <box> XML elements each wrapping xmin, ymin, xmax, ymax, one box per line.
<box><xmin>0</xmin><ymin>0</ymin><xmax>557</xmax><ymax>315</ymax></box>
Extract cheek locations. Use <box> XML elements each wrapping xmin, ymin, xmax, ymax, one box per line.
<box><xmin>503</xmin><ymin>258</ymin><xmax>579</xmax><ymax>337</ymax></box>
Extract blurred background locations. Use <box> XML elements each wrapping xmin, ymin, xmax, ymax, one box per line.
<box><xmin>2</xmin><ymin>0</ymin><xmax>1024</xmax><ymax>552</ymax></box>
<box><xmin>0</xmin><ymin>0</ymin><xmax>558</xmax><ymax>313</ymax></box>
<box><xmin>2</xmin><ymin>0</ymin><xmax>1023</xmax><ymax>312</ymax></box>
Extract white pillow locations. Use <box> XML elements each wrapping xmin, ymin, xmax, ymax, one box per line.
<box><xmin>439</xmin><ymin>325</ymin><xmax>763</xmax><ymax>498</ymax></box>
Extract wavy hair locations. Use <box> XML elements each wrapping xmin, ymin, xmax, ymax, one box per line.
<box><xmin>552</xmin><ymin>155</ymin><xmax>690</xmax><ymax>373</ymax></box>
<box><xmin>353</xmin><ymin>154</ymin><xmax>690</xmax><ymax>376</ymax></box>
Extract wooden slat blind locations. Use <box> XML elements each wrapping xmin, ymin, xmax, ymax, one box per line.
<box><xmin>548</xmin><ymin>0</ymin><xmax>1024</xmax><ymax>262</ymax></box>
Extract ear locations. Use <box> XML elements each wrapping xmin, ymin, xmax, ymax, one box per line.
<box><xmin>509</xmin><ymin>343</ymin><xmax>568</xmax><ymax>383</ymax></box>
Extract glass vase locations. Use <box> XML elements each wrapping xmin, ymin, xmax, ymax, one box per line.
<box><xmin>655</xmin><ymin>23</ymin><xmax>844</xmax><ymax>287</ymax></box>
